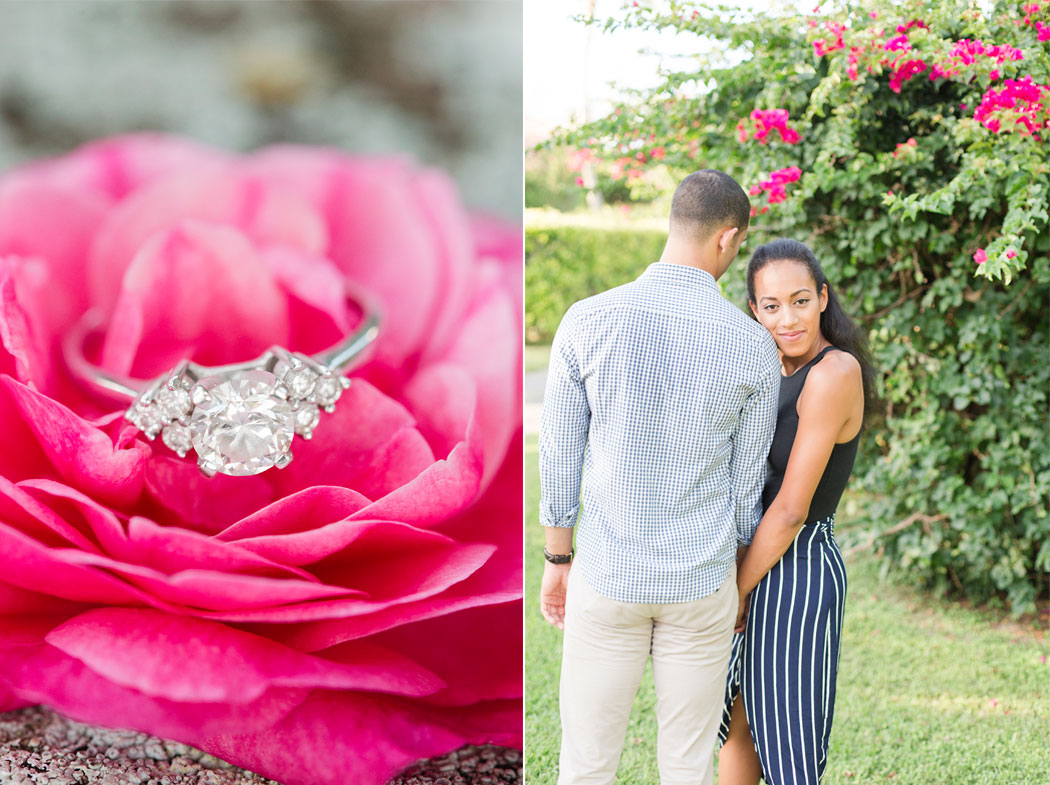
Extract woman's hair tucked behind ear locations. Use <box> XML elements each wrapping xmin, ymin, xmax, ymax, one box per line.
<box><xmin>747</xmin><ymin>238</ymin><xmax>877</xmax><ymax>420</ymax></box>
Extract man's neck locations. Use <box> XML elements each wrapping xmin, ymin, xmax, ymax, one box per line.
<box><xmin>658</xmin><ymin>235</ymin><xmax>723</xmax><ymax>281</ymax></box>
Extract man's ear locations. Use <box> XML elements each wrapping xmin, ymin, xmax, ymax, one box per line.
<box><xmin>718</xmin><ymin>226</ymin><xmax>740</xmax><ymax>253</ymax></box>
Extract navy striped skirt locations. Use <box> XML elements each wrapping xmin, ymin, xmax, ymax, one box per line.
<box><xmin>717</xmin><ymin>515</ymin><xmax>847</xmax><ymax>785</ymax></box>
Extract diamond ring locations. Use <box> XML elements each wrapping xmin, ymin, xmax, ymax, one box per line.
<box><xmin>63</xmin><ymin>291</ymin><xmax>380</xmax><ymax>478</ymax></box>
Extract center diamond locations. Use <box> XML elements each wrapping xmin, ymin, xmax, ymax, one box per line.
<box><xmin>189</xmin><ymin>370</ymin><xmax>295</xmax><ymax>476</ymax></box>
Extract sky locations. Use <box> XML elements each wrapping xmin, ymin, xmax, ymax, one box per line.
<box><xmin>524</xmin><ymin>0</ymin><xmax>817</xmax><ymax>145</ymax></box>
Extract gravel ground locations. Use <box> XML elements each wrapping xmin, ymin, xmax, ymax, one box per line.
<box><xmin>0</xmin><ymin>707</ymin><xmax>521</xmax><ymax>785</ymax></box>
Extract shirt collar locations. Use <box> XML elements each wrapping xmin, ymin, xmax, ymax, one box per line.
<box><xmin>640</xmin><ymin>262</ymin><xmax>719</xmax><ymax>290</ymax></box>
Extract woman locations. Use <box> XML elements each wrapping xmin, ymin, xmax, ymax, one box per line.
<box><xmin>717</xmin><ymin>238</ymin><xmax>874</xmax><ymax>785</ymax></box>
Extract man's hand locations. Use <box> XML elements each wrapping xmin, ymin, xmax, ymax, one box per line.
<box><xmin>540</xmin><ymin>562</ymin><xmax>572</xmax><ymax>630</ymax></box>
<box><xmin>734</xmin><ymin>587</ymin><xmax>750</xmax><ymax>633</ymax></box>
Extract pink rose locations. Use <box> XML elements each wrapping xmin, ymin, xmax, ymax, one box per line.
<box><xmin>0</xmin><ymin>134</ymin><xmax>523</xmax><ymax>784</ymax></box>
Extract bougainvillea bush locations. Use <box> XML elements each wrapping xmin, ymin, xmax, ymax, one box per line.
<box><xmin>554</xmin><ymin>0</ymin><xmax>1049</xmax><ymax>613</ymax></box>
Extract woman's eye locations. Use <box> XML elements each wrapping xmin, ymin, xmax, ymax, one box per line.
<box><xmin>795</xmin><ymin>299</ymin><xmax>809</xmax><ymax>306</ymax></box>
<box><xmin>764</xmin><ymin>305</ymin><xmax>778</xmax><ymax>311</ymax></box>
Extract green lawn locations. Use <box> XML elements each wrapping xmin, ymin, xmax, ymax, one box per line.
<box><xmin>524</xmin><ymin>434</ymin><xmax>1050</xmax><ymax>785</ymax></box>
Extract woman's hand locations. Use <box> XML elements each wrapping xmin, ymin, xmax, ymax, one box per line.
<box><xmin>735</xmin><ymin>587</ymin><xmax>751</xmax><ymax>633</ymax></box>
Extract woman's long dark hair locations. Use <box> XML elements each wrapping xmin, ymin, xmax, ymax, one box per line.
<box><xmin>746</xmin><ymin>238</ymin><xmax>877</xmax><ymax>419</ymax></box>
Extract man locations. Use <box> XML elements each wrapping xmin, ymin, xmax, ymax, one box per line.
<box><xmin>538</xmin><ymin>169</ymin><xmax>780</xmax><ymax>785</ymax></box>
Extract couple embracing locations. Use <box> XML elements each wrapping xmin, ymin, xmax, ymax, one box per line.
<box><xmin>538</xmin><ymin>169</ymin><xmax>874</xmax><ymax>785</ymax></box>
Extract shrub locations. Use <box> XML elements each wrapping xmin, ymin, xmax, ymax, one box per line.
<box><xmin>525</xmin><ymin>225</ymin><xmax>667</xmax><ymax>343</ymax></box>
<box><xmin>547</xmin><ymin>0</ymin><xmax>1050</xmax><ymax>613</ymax></box>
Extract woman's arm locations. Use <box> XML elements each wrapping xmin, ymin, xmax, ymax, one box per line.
<box><xmin>736</xmin><ymin>353</ymin><xmax>862</xmax><ymax>598</ymax></box>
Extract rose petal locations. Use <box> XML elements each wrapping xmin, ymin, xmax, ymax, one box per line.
<box><xmin>116</xmin><ymin>516</ymin><xmax>320</xmax><ymax>582</ymax></box>
<box><xmin>3</xmin><ymin>133</ymin><xmax>231</xmax><ymax>204</ymax></box>
<box><xmin>274</xmin><ymin>432</ymin><xmax>522</xmax><ymax>648</ymax></box>
<box><xmin>321</xmin><ymin>160</ymin><xmax>442</xmax><ymax>369</ymax></box>
<box><xmin>350</xmin><ymin>439</ymin><xmax>482</xmax><ymax>528</ymax></box>
<box><xmin>261</xmin><ymin>246</ymin><xmax>352</xmax><ymax>354</ymax></box>
<box><xmin>0</xmin><ymin>642</ymin><xmax>309</xmax><ymax>740</ymax></box>
<box><xmin>0</xmin><ymin>518</ymin><xmax>174</xmax><ymax>608</ymax></box>
<box><xmin>100</xmin><ymin>221</ymin><xmax>290</xmax><ymax>379</ymax></box>
<box><xmin>46</xmin><ymin>608</ymin><xmax>442</xmax><ymax>702</ymax></box>
<box><xmin>202</xmin><ymin>692</ymin><xmax>523</xmax><ymax>785</ymax></box>
<box><xmin>470</xmin><ymin>213</ymin><xmax>524</xmax><ymax>313</ymax></box>
<box><xmin>192</xmin><ymin>540</ymin><xmax>494</xmax><ymax>624</ymax></box>
<box><xmin>217</xmin><ymin>485</ymin><xmax>372</xmax><ymax>542</ymax></box>
<box><xmin>271</xmin><ymin>379</ymin><xmax>436</xmax><ymax>500</ymax></box>
<box><xmin>0</xmin><ymin>180</ymin><xmax>108</xmax><ymax>327</ymax></box>
<box><xmin>269</xmin><ymin>583</ymin><xmax>523</xmax><ymax>652</ymax></box>
<box><xmin>241</xmin><ymin>148</ymin><xmax>439</xmax><ymax>371</ymax></box>
<box><xmin>234</xmin><ymin>518</ymin><xmax>472</xmax><ymax>571</ymax></box>
<box><xmin>0</xmin><ymin>580</ymin><xmax>90</xmax><ymax>616</ymax></box>
<box><xmin>89</xmin><ymin>166</ymin><xmax>327</xmax><ymax>313</ymax></box>
<box><xmin>372</xmin><ymin>600</ymin><xmax>523</xmax><ymax>706</ymax></box>
<box><xmin>64</xmin><ymin>554</ymin><xmax>363</xmax><ymax>611</ymax></box>
<box><xmin>409</xmin><ymin>171</ymin><xmax>476</xmax><ymax>362</ymax></box>
<box><xmin>0</xmin><ymin>256</ymin><xmax>53</xmax><ymax>391</ymax></box>
<box><xmin>199</xmin><ymin>690</ymin><xmax>474</xmax><ymax>785</ymax></box>
<box><xmin>0</xmin><ymin>375</ymin><xmax>148</xmax><ymax>507</ymax></box>
<box><xmin>402</xmin><ymin>363</ymin><xmax>477</xmax><ymax>460</ymax></box>
<box><xmin>144</xmin><ymin>456</ymin><xmax>277</xmax><ymax>534</ymax></box>
<box><xmin>18</xmin><ymin>477</ymin><xmax>131</xmax><ymax>555</ymax></box>
<box><xmin>0</xmin><ymin>474</ymin><xmax>99</xmax><ymax>552</ymax></box>
<box><xmin>438</xmin><ymin>261</ymin><xmax>521</xmax><ymax>486</ymax></box>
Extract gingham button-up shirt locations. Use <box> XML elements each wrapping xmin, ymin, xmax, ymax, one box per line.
<box><xmin>539</xmin><ymin>262</ymin><xmax>780</xmax><ymax>603</ymax></box>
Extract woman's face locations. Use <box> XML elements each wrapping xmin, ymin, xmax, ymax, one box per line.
<box><xmin>749</xmin><ymin>259</ymin><xmax>828</xmax><ymax>359</ymax></box>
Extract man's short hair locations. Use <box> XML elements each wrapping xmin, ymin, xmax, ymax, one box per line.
<box><xmin>669</xmin><ymin>170</ymin><xmax>751</xmax><ymax>240</ymax></box>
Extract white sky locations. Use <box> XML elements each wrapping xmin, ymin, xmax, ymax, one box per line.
<box><xmin>524</xmin><ymin>0</ymin><xmax>823</xmax><ymax>144</ymax></box>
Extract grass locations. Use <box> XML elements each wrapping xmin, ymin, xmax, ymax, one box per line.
<box><xmin>524</xmin><ymin>434</ymin><xmax>1050</xmax><ymax>785</ymax></box>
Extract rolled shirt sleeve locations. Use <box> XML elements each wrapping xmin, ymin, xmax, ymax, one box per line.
<box><xmin>538</xmin><ymin>305</ymin><xmax>590</xmax><ymax>529</ymax></box>
<box><xmin>731</xmin><ymin>351</ymin><xmax>780</xmax><ymax>546</ymax></box>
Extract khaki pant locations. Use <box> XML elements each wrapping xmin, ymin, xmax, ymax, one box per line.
<box><xmin>557</xmin><ymin>563</ymin><xmax>737</xmax><ymax>785</ymax></box>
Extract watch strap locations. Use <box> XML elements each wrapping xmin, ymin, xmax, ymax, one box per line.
<box><xmin>544</xmin><ymin>546</ymin><xmax>574</xmax><ymax>565</ymax></box>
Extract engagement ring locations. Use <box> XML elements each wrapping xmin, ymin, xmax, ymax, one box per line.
<box><xmin>64</xmin><ymin>291</ymin><xmax>380</xmax><ymax>478</ymax></box>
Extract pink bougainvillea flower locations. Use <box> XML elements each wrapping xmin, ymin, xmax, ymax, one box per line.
<box><xmin>888</xmin><ymin>58</ymin><xmax>928</xmax><ymax>92</ymax></box>
<box><xmin>566</xmin><ymin>148</ymin><xmax>596</xmax><ymax>173</ymax></box>
<box><xmin>893</xmin><ymin>137</ymin><xmax>919</xmax><ymax>158</ymax></box>
<box><xmin>973</xmin><ymin>76</ymin><xmax>1050</xmax><ymax>136</ymax></box>
<box><xmin>896</xmin><ymin>19</ymin><xmax>928</xmax><ymax>34</ymax></box>
<box><xmin>750</xmin><ymin>166</ymin><xmax>803</xmax><ymax>207</ymax></box>
<box><xmin>0</xmin><ymin>134</ymin><xmax>523</xmax><ymax>785</ymax></box>
<box><xmin>741</xmin><ymin>109</ymin><xmax>801</xmax><ymax>145</ymax></box>
<box><xmin>974</xmin><ymin>248</ymin><xmax>988</xmax><ymax>264</ymax></box>
<box><xmin>812</xmin><ymin>19</ymin><xmax>846</xmax><ymax>58</ymax></box>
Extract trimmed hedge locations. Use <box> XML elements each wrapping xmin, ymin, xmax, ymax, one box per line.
<box><xmin>524</xmin><ymin>226</ymin><xmax>667</xmax><ymax>344</ymax></box>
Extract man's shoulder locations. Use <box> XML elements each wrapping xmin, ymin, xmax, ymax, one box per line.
<box><xmin>720</xmin><ymin>301</ymin><xmax>778</xmax><ymax>348</ymax></box>
<box><xmin>570</xmin><ymin>279</ymin><xmax>639</xmax><ymax>312</ymax></box>
<box><xmin>704</xmin><ymin>295</ymin><xmax>779</xmax><ymax>357</ymax></box>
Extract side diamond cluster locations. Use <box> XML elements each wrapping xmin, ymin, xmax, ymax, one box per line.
<box><xmin>125</xmin><ymin>375</ymin><xmax>194</xmax><ymax>457</ymax></box>
<box><xmin>272</xmin><ymin>354</ymin><xmax>350</xmax><ymax>440</ymax></box>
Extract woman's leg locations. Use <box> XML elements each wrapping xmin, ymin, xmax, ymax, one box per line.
<box><xmin>718</xmin><ymin>693</ymin><xmax>762</xmax><ymax>785</ymax></box>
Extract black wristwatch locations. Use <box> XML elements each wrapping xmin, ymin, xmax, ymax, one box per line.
<box><xmin>544</xmin><ymin>546</ymin><xmax>574</xmax><ymax>565</ymax></box>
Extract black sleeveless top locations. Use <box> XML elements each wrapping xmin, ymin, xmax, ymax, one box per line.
<box><xmin>761</xmin><ymin>346</ymin><xmax>860</xmax><ymax>523</ymax></box>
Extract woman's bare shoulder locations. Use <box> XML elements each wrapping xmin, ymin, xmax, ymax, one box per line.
<box><xmin>803</xmin><ymin>349</ymin><xmax>863</xmax><ymax>404</ymax></box>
